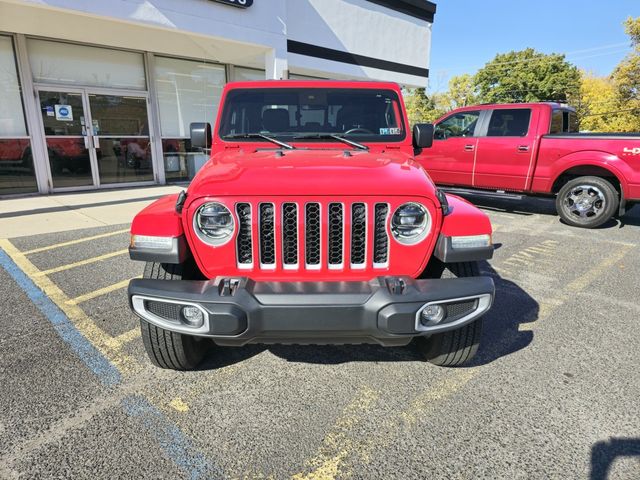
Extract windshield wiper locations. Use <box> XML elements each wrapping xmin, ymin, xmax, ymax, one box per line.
<box><xmin>293</xmin><ymin>133</ymin><xmax>369</xmax><ymax>151</ymax></box>
<box><xmin>224</xmin><ymin>133</ymin><xmax>295</xmax><ymax>150</ymax></box>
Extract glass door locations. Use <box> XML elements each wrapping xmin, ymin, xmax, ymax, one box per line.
<box><xmin>37</xmin><ymin>89</ymin><xmax>96</xmax><ymax>189</ymax></box>
<box><xmin>87</xmin><ymin>93</ymin><xmax>153</xmax><ymax>185</ymax></box>
<box><xmin>37</xmin><ymin>88</ymin><xmax>155</xmax><ymax>190</ymax></box>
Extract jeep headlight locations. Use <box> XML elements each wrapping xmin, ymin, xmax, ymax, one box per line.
<box><xmin>194</xmin><ymin>202</ymin><xmax>234</xmax><ymax>246</ymax></box>
<box><xmin>391</xmin><ymin>203</ymin><xmax>431</xmax><ymax>245</ymax></box>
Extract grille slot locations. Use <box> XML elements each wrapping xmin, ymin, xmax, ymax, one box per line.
<box><xmin>259</xmin><ymin>203</ymin><xmax>275</xmax><ymax>265</ymax></box>
<box><xmin>350</xmin><ymin>203</ymin><xmax>367</xmax><ymax>266</ymax></box>
<box><xmin>236</xmin><ymin>203</ymin><xmax>252</xmax><ymax>265</ymax></box>
<box><xmin>145</xmin><ymin>300</ymin><xmax>181</xmax><ymax>322</ymax></box>
<box><xmin>373</xmin><ymin>203</ymin><xmax>389</xmax><ymax>265</ymax></box>
<box><xmin>282</xmin><ymin>203</ymin><xmax>298</xmax><ymax>266</ymax></box>
<box><xmin>305</xmin><ymin>203</ymin><xmax>321</xmax><ymax>266</ymax></box>
<box><xmin>328</xmin><ymin>203</ymin><xmax>344</xmax><ymax>266</ymax></box>
<box><xmin>445</xmin><ymin>300</ymin><xmax>478</xmax><ymax>320</ymax></box>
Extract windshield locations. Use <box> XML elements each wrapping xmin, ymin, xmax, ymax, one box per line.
<box><xmin>218</xmin><ymin>88</ymin><xmax>406</xmax><ymax>143</ymax></box>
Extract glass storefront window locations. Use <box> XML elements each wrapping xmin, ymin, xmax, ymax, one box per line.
<box><xmin>234</xmin><ymin>67</ymin><xmax>266</xmax><ymax>81</ymax></box>
<box><xmin>154</xmin><ymin>57</ymin><xmax>226</xmax><ymax>137</ymax></box>
<box><xmin>28</xmin><ymin>39</ymin><xmax>146</xmax><ymax>90</ymax></box>
<box><xmin>0</xmin><ymin>36</ymin><xmax>36</xmax><ymax>195</ymax></box>
<box><xmin>162</xmin><ymin>139</ymin><xmax>208</xmax><ymax>183</ymax></box>
<box><xmin>154</xmin><ymin>57</ymin><xmax>225</xmax><ymax>182</ymax></box>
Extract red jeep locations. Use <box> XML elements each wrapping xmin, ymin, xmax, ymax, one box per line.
<box><xmin>417</xmin><ymin>103</ymin><xmax>640</xmax><ymax>228</ymax></box>
<box><xmin>127</xmin><ymin>81</ymin><xmax>495</xmax><ymax>370</ymax></box>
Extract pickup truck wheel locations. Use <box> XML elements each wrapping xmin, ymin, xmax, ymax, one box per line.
<box><xmin>415</xmin><ymin>261</ymin><xmax>483</xmax><ymax>367</ymax></box>
<box><xmin>139</xmin><ymin>262</ymin><xmax>208</xmax><ymax>370</ymax></box>
<box><xmin>556</xmin><ymin>176</ymin><xmax>618</xmax><ymax>228</ymax></box>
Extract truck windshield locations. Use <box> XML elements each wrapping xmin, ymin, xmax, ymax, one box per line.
<box><xmin>218</xmin><ymin>88</ymin><xmax>406</xmax><ymax>144</ymax></box>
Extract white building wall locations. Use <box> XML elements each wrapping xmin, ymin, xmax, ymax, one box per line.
<box><xmin>1</xmin><ymin>0</ymin><xmax>432</xmax><ymax>86</ymax></box>
<box><xmin>286</xmin><ymin>0</ymin><xmax>432</xmax><ymax>86</ymax></box>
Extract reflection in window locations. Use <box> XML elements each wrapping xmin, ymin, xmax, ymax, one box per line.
<box><xmin>97</xmin><ymin>138</ymin><xmax>154</xmax><ymax>184</ymax></box>
<box><xmin>1</xmin><ymin>36</ymin><xmax>37</xmax><ymax>195</ymax></box>
<box><xmin>28</xmin><ymin>39</ymin><xmax>146</xmax><ymax>90</ymax></box>
<box><xmin>434</xmin><ymin>111</ymin><xmax>480</xmax><ymax>139</ymax></box>
<box><xmin>154</xmin><ymin>57</ymin><xmax>226</xmax><ymax>137</ymax></box>
<box><xmin>0</xmin><ymin>139</ymin><xmax>37</xmax><ymax>195</ymax></box>
<box><xmin>487</xmin><ymin>109</ymin><xmax>531</xmax><ymax>137</ymax></box>
<box><xmin>234</xmin><ymin>67</ymin><xmax>266</xmax><ymax>81</ymax></box>
<box><xmin>162</xmin><ymin>139</ymin><xmax>208</xmax><ymax>183</ymax></box>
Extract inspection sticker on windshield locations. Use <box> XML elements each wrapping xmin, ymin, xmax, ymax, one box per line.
<box><xmin>380</xmin><ymin>127</ymin><xmax>401</xmax><ymax>135</ymax></box>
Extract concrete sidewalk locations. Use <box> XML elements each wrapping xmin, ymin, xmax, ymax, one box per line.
<box><xmin>0</xmin><ymin>186</ymin><xmax>184</xmax><ymax>238</ymax></box>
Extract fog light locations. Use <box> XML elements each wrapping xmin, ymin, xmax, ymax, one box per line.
<box><xmin>420</xmin><ymin>304</ymin><xmax>445</xmax><ymax>325</ymax></box>
<box><xmin>181</xmin><ymin>306</ymin><xmax>204</xmax><ymax>327</ymax></box>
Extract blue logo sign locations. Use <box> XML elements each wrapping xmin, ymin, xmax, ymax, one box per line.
<box><xmin>59</xmin><ymin>107</ymin><xmax>69</xmax><ymax>116</ymax></box>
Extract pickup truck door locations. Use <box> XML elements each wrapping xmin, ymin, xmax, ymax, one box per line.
<box><xmin>415</xmin><ymin>110</ymin><xmax>482</xmax><ymax>186</ymax></box>
<box><xmin>473</xmin><ymin>107</ymin><xmax>538</xmax><ymax>191</ymax></box>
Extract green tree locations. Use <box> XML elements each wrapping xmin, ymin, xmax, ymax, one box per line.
<box><xmin>403</xmin><ymin>88</ymin><xmax>447</xmax><ymax>125</ymax></box>
<box><xmin>442</xmin><ymin>74</ymin><xmax>478</xmax><ymax>109</ymax></box>
<box><xmin>612</xmin><ymin>17</ymin><xmax>640</xmax><ymax>122</ymax></box>
<box><xmin>474</xmin><ymin>48</ymin><xmax>581</xmax><ymax>103</ymax></box>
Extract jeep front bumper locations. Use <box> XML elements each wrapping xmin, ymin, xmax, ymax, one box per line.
<box><xmin>128</xmin><ymin>276</ymin><xmax>494</xmax><ymax>347</ymax></box>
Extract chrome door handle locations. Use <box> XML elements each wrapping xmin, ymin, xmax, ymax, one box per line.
<box><xmin>517</xmin><ymin>145</ymin><xmax>530</xmax><ymax>152</ymax></box>
<box><xmin>464</xmin><ymin>145</ymin><xmax>475</xmax><ymax>152</ymax></box>
<box><xmin>93</xmin><ymin>136</ymin><xmax>100</xmax><ymax>149</ymax></box>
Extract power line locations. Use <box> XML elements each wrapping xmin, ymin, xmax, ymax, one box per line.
<box><xmin>580</xmin><ymin>107</ymin><xmax>640</xmax><ymax>117</ymax></box>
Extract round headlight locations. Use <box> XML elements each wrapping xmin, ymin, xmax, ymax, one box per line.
<box><xmin>194</xmin><ymin>202</ymin><xmax>235</xmax><ymax>246</ymax></box>
<box><xmin>391</xmin><ymin>203</ymin><xmax>430</xmax><ymax>244</ymax></box>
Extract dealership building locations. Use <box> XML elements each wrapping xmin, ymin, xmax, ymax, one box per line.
<box><xmin>0</xmin><ymin>0</ymin><xmax>435</xmax><ymax>196</ymax></box>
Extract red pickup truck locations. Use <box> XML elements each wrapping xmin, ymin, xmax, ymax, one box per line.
<box><xmin>415</xmin><ymin>103</ymin><xmax>640</xmax><ymax>228</ymax></box>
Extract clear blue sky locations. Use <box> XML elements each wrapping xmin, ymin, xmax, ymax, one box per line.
<box><xmin>428</xmin><ymin>0</ymin><xmax>640</xmax><ymax>92</ymax></box>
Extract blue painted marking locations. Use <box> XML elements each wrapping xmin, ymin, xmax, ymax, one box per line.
<box><xmin>0</xmin><ymin>248</ymin><xmax>121</xmax><ymax>387</ymax></box>
<box><xmin>122</xmin><ymin>396</ymin><xmax>223</xmax><ymax>480</ymax></box>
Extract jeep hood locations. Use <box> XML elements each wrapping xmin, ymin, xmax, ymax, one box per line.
<box><xmin>186</xmin><ymin>149</ymin><xmax>437</xmax><ymax>198</ymax></box>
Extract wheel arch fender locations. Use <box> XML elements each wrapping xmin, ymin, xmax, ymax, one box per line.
<box><xmin>433</xmin><ymin>194</ymin><xmax>494</xmax><ymax>263</ymax></box>
<box><xmin>548</xmin><ymin>151</ymin><xmax>629</xmax><ymax>197</ymax></box>
<box><xmin>130</xmin><ymin>194</ymin><xmax>190</xmax><ymax>264</ymax></box>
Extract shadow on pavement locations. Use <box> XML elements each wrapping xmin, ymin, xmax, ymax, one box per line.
<box><xmin>590</xmin><ymin>437</ymin><xmax>640</xmax><ymax>480</ymax></box>
<box><xmin>465</xmin><ymin>260</ymin><xmax>537</xmax><ymax>367</ymax></box>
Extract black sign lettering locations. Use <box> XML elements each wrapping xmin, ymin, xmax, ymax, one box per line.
<box><xmin>210</xmin><ymin>0</ymin><xmax>253</xmax><ymax>8</ymax></box>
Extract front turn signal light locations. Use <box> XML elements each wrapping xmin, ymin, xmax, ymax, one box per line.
<box><xmin>450</xmin><ymin>234</ymin><xmax>492</xmax><ymax>249</ymax></box>
<box><xmin>130</xmin><ymin>235</ymin><xmax>174</xmax><ymax>250</ymax></box>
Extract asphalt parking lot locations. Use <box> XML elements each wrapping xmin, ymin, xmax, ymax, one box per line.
<box><xmin>1</xmin><ymin>195</ymin><xmax>639</xmax><ymax>479</ymax></box>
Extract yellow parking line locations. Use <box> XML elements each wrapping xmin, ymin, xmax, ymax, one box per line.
<box><xmin>517</xmin><ymin>245</ymin><xmax>633</xmax><ymax>333</ymax></box>
<box><xmin>293</xmin><ymin>386</ymin><xmax>379</xmax><ymax>480</ymax></box>
<box><xmin>22</xmin><ymin>229</ymin><xmax>130</xmax><ymax>255</ymax></box>
<box><xmin>0</xmin><ymin>239</ymin><xmax>139</xmax><ymax>375</ymax></box>
<box><xmin>399</xmin><ymin>369</ymin><xmax>477</xmax><ymax>426</ymax></box>
<box><xmin>169</xmin><ymin>397</ymin><xmax>190</xmax><ymax>413</ymax></box>
<box><xmin>36</xmin><ymin>249</ymin><xmax>129</xmax><ymax>277</ymax></box>
<box><xmin>112</xmin><ymin>328</ymin><xmax>141</xmax><ymax>348</ymax></box>
<box><xmin>66</xmin><ymin>277</ymin><xmax>137</xmax><ymax>306</ymax></box>
<box><xmin>293</xmin><ymin>370</ymin><xmax>478</xmax><ymax>480</ymax></box>
<box><xmin>565</xmin><ymin>246</ymin><xmax>632</xmax><ymax>293</ymax></box>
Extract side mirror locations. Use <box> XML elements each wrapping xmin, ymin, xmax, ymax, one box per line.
<box><xmin>413</xmin><ymin>123</ymin><xmax>434</xmax><ymax>149</ymax></box>
<box><xmin>190</xmin><ymin>122</ymin><xmax>212</xmax><ymax>149</ymax></box>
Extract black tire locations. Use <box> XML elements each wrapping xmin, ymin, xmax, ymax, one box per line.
<box><xmin>139</xmin><ymin>262</ymin><xmax>208</xmax><ymax>370</ymax></box>
<box><xmin>415</xmin><ymin>261</ymin><xmax>483</xmax><ymax>367</ymax></box>
<box><xmin>556</xmin><ymin>176</ymin><xmax>618</xmax><ymax>229</ymax></box>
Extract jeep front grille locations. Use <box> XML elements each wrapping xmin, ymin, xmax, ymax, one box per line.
<box><xmin>236</xmin><ymin>203</ymin><xmax>252</xmax><ymax>266</ymax></box>
<box><xmin>236</xmin><ymin>201</ymin><xmax>390</xmax><ymax>270</ymax></box>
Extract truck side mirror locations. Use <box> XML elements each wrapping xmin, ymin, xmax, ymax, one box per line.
<box><xmin>413</xmin><ymin>124</ymin><xmax>434</xmax><ymax>149</ymax></box>
<box><xmin>190</xmin><ymin>122</ymin><xmax>212</xmax><ymax>149</ymax></box>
